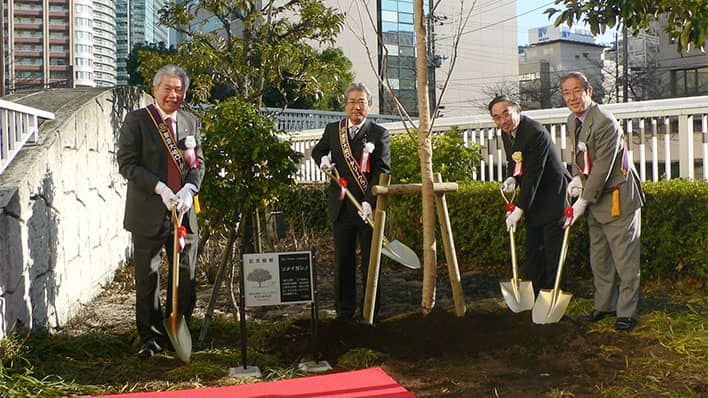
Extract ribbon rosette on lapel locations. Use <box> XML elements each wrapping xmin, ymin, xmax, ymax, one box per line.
<box><xmin>577</xmin><ymin>142</ymin><xmax>591</xmax><ymax>175</ymax></box>
<box><xmin>512</xmin><ymin>151</ymin><xmax>523</xmax><ymax>176</ymax></box>
<box><xmin>359</xmin><ymin>141</ymin><xmax>375</xmax><ymax>173</ymax></box>
<box><xmin>184</xmin><ymin>135</ymin><xmax>199</xmax><ymax>168</ymax></box>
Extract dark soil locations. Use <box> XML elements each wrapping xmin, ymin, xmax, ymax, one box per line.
<box><xmin>65</xmin><ymin>233</ymin><xmax>698</xmax><ymax>397</ymax></box>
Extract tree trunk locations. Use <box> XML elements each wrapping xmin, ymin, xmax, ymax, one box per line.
<box><xmin>413</xmin><ymin>0</ymin><xmax>436</xmax><ymax>314</ymax></box>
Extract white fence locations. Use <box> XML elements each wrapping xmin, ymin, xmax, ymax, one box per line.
<box><xmin>263</xmin><ymin>107</ymin><xmax>400</xmax><ymax>132</ymax></box>
<box><xmin>0</xmin><ymin>98</ymin><xmax>55</xmax><ymax>175</ymax></box>
<box><xmin>285</xmin><ymin>96</ymin><xmax>708</xmax><ymax>183</ymax></box>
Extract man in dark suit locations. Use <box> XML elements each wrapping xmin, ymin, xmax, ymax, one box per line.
<box><xmin>561</xmin><ymin>72</ymin><xmax>644</xmax><ymax>332</ymax></box>
<box><xmin>489</xmin><ymin>95</ymin><xmax>571</xmax><ymax>295</ymax></box>
<box><xmin>311</xmin><ymin>82</ymin><xmax>391</xmax><ymax>320</ymax></box>
<box><xmin>117</xmin><ymin>64</ymin><xmax>205</xmax><ymax>357</ymax></box>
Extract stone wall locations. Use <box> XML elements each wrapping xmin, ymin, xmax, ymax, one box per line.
<box><xmin>0</xmin><ymin>87</ymin><xmax>149</xmax><ymax>337</ymax></box>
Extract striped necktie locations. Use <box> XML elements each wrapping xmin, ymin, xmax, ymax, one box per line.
<box><xmin>165</xmin><ymin>117</ymin><xmax>182</xmax><ymax>192</ymax></box>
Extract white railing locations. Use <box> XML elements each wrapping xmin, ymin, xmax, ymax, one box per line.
<box><xmin>0</xmin><ymin>99</ymin><xmax>56</xmax><ymax>175</ymax></box>
<box><xmin>263</xmin><ymin>107</ymin><xmax>400</xmax><ymax>132</ymax></box>
<box><xmin>285</xmin><ymin>96</ymin><xmax>708</xmax><ymax>183</ymax></box>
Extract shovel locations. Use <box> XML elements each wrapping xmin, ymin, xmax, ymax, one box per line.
<box><xmin>532</xmin><ymin>196</ymin><xmax>574</xmax><ymax>324</ymax></box>
<box><xmin>322</xmin><ymin>167</ymin><xmax>420</xmax><ymax>270</ymax></box>
<box><xmin>499</xmin><ymin>189</ymin><xmax>535</xmax><ymax>312</ymax></box>
<box><xmin>164</xmin><ymin>205</ymin><xmax>192</xmax><ymax>363</ymax></box>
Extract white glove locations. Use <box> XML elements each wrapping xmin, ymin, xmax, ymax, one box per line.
<box><xmin>358</xmin><ymin>201</ymin><xmax>372</xmax><ymax>221</ymax></box>
<box><xmin>154</xmin><ymin>181</ymin><xmax>177</xmax><ymax>210</ymax></box>
<box><xmin>175</xmin><ymin>183</ymin><xmax>197</xmax><ymax>212</ymax></box>
<box><xmin>569</xmin><ymin>198</ymin><xmax>588</xmax><ymax>226</ymax></box>
<box><xmin>505</xmin><ymin>207</ymin><xmax>523</xmax><ymax>232</ymax></box>
<box><xmin>567</xmin><ymin>176</ymin><xmax>583</xmax><ymax>198</ymax></box>
<box><xmin>501</xmin><ymin>177</ymin><xmax>516</xmax><ymax>193</ymax></box>
<box><xmin>320</xmin><ymin>155</ymin><xmax>334</xmax><ymax>172</ymax></box>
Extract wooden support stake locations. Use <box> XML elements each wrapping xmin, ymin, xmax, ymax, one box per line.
<box><xmin>363</xmin><ymin>174</ymin><xmax>390</xmax><ymax>324</ymax></box>
<box><xmin>433</xmin><ymin>173</ymin><xmax>466</xmax><ymax>317</ymax></box>
<box><xmin>373</xmin><ymin>182</ymin><xmax>458</xmax><ymax>196</ymax></box>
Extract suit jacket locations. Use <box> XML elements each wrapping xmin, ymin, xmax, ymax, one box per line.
<box><xmin>311</xmin><ymin>119</ymin><xmax>391</xmax><ymax>222</ymax></box>
<box><xmin>117</xmin><ymin>106</ymin><xmax>205</xmax><ymax>236</ymax></box>
<box><xmin>503</xmin><ymin>115</ymin><xmax>570</xmax><ymax>226</ymax></box>
<box><xmin>568</xmin><ymin>103</ymin><xmax>644</xmax><ymax>224</ymax></box>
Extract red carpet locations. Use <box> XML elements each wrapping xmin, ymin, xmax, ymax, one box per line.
<box><xmin>92</xmin><ymin>367</ymin><xmax>415</xmax><ymax>397</ymax></box>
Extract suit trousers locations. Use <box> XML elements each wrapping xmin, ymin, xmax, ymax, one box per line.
<box><xmin>524</xmin><ymin>216</ymin><xmax>566</xmax><ymax>294</ymax></box>
<box><xmin>587</xmin><ymin>208</ymin><xmax>641</xmax><ymax>319</ymax></box>
<box><xmin>132</xmin><ymin>214</ymin><xmax>198</xmax><ymax>345</ymax></box>
<box><xmin>332</xmin><ymin>206</ymin><xmax>376</xmax><ymax>319</ymax></box>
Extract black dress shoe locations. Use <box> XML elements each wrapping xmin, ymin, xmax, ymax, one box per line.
<box><xmin>137</xmin><ymin>340</ymin><xmax>164</xmax><ymax>358</ymax></box>
<box><xmin>615</xmin><ymin>317</ymin><xmax>638</xmax><ymax>332</ymax></box>
<box><xmin>578</xmin><ymin>310</ymin><xmax>616</xmax><ymax>322</ymax></box>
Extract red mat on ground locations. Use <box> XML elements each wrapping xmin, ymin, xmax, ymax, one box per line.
<box><xmin>92</xmin><ymin>367</ymin><xmax>415</xmax><ymax>398</ymax></box>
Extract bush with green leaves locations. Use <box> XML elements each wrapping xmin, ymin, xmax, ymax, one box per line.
<box><xmin>277</xmin><ymin>183</ymin><xmax>328</xmax><ymax>235</ymax></box>
<box><xmin>387</xmin><ymin>126</ymin><xmax>483</xmax><ymax>240</ymax></box>
<box><xmin>389</xmin><ymin>126</ymin><xmax>483</xmax><ymax>184</ymax></box>
<box><xmin>282</xmin><ymin>179</ymin><xmax>708</xmax><ymax>285</ymax></box>
<box><xmin>199</xmin><ymin>97</ymin><xmax>301</xmax><ymax>238</ymax></box>
<box><xmin>641</xmin><ymin>179</ymin><xmax>708</xmax><ymax>282</ymax></box>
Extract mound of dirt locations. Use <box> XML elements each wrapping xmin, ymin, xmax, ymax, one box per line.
<box><xmin>66</xmin><ymin>238</ymin><xmax>682</xmax><ymax>397</ymax></box>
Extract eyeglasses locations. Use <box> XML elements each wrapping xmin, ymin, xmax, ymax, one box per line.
<box><xmin>346</xmin><ymin>99</ymin><xmax>369</xmax><ymax>106</ymax></box>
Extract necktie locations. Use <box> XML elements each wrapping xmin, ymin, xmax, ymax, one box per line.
<box><xmin>574</xmin><ymin>118</ymin><xmax>583</xmax><ymax>141</ymax></box>
<box><xmin>349</xmin><ymin>125</ymin><xmax>359</xmax><ymax>139</ymax></box>
<box><xmin>165</xmin><ymin>117</ymin><xmax>182</xmax><ymax>193</ymax></box>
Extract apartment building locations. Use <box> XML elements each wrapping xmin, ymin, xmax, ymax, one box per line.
<box><xmin>1</xmin><ymin>0</ymin><xmax>117</xmax><ymax>94</ymax></box>
<box><xmin>519</xmin><ymin>25</ymin><xmax>606</xmax><ymax>109</ymax></box>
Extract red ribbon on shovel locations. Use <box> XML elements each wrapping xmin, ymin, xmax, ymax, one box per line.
<box><xmin>177</xmin><ymin>226</ymin><xmax>187</xmax><ymax>253</ymax></box>
<box><xmin>338</xmin><ymin>177</ymin><xmax>348</xmax><ymax>200</ymax></box>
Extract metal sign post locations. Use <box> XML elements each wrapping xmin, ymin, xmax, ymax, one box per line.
<box><xmin>229</xmin><ymin>251</ymin><xmax>331</xmax><ymax>378</ymax></box>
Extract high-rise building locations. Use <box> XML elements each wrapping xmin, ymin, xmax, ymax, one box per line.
<box><xmin>1</xmin><ymin>0</ymin><xmax>117</xmax><ymax>93</ymax></box>
<box><xmin>115</xmin><ymin>0</ymin><xmax>171</xmax><ymax>85</ymax></box>
<box><xmin>2</xmin><ymin>0</ymin><xmax>73</xmax><ymax>92</ymax></box>
<box><xmin>93</xmin><ymin>0</ymin><xmax>117</xmax><ymax>86</ymax></box>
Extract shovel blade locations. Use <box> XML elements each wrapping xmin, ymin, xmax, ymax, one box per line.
<box><xmin>382</xmin><ymin>239</ymin><xmax>420</xmax><ymax>269</ymax></box>
<box><xmin>164</xmin><ymin>315</ymin><xmax>192</xmax><ymax>363</ymax></box>
<box><xmin>499</xmin><ymin>279</ymin><xmax>535</xmax><ymax>313</ymax></box>
<box><xmin>532</xmin><ymin>289</ymin><xmax>573</xmax><ymax>324</ymax></box>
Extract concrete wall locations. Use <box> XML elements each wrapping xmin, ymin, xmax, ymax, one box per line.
<box><xmin>0</xmin><ymin>87</ymin><xmax>149</xmax><ymax>337</ymax></box>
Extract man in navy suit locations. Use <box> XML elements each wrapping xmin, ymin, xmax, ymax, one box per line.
<box><xmin>311</xmin><ymin>83</ymin><xmax>391</xmax><ymax>320</ymax></box>
<box><xmin>117</xmin><ymin>64</ymin><xmax>205</xmax><ymax>357</ymax></box>
<box><xmin>489</xmin><ymin>95</ymin><xmax>571</xmax><ymax>295</ymax></box>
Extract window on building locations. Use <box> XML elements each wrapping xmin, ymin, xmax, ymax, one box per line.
<box><xmin>671</xmin><ymin>67</ymin><xmax>708</xmax><ymax>97</ymax></box>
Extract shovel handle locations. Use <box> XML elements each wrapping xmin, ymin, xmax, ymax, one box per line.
<box><xmin>321</xmin><ymin>167</ymin><xmax>376</xmax><ymax>228</ymax></box>
<box><xmin>170</xmin><ymin>205</ymin><xmax>187</xmax><ymax>319</ymax></box>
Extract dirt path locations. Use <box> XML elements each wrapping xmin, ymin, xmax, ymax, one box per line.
<box><xmin>66</xmin><ymin>240</ymin><xmax>700</xmax><ymax>397</ymax></box>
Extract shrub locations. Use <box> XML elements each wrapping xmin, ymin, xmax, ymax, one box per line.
<box><xmin>280</xmin><ymin>180</ymin><xmax>708</xmax><ymax>285</ymax></box>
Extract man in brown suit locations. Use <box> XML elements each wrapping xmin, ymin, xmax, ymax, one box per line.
<box><xmin>561</xmin><ymin>71</ymin><xmax>644</xmax><ymax>332</ymax></box>
<box><xmin>117</xmin><ymin>64</ymin><xmax>205</xmax><ymax>356</ymax></box>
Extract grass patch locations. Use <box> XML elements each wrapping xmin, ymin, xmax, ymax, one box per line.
<box><xmin>1</xmin><ymin>282</ymin><xmax>706</xmax><ymax>397</ymax></box>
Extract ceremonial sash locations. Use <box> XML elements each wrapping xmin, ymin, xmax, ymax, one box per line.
<box><xmin>145</xmin><ymin>104</ymin><xmax>186</xmax><ymax>181</ymax></box>
<box><xmin>338</xmin><ymin>118</ymin><xmax>368</xmax><ymax>195</ymax></box>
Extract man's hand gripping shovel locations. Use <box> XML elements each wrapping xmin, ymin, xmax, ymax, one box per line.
<box><xmin>321</xmin><ymin>166</ymin><xmax>420</xmax><ymax>270</ymax></box>
<box><xmin>499</xmin><ymin>189</ymin><xmax>535</xmax><ymax>312</ymax></box>
<box><xmin>532</xmin><ymin>193</ymin><xmax>575</xmax><ymax>324</ymax></box>
<box><xmin>164</xmin><ymin>204</ymin><xmax>192</xmax><ymax>363</ymax></box>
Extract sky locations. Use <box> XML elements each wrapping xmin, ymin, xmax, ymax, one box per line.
<box><xmin>517</xmin><ymin>0</ymin><xmax>617</xmax><ymax>46</ymax></box>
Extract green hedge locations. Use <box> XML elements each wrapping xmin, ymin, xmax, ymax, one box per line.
<box><xmin>278</xmin><ymin>179</ymin><xmax>708</xmax><ymax>283</ymax></box>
